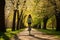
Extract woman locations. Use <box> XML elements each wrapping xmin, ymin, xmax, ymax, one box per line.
<box><xmin>27</xmin><ymin>14</ymin><xmax>32</xmax><ymax>35</ymax></box>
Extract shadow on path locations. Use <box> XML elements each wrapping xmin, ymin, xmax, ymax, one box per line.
<box><xmin>13</xmin><ymin>34</ymin><xmax>21</xmax><ymax>40</ymax></box>
<box><xmin>19</xmin><ymin>34</ymin><xmax>50</xmax><ymax>40</ymax></box>
<box><xmin>30</xmin><ymin>34</ymin><xmax>50</xmax><ymax>40</ymax></box>
<box><xmin>10</xmin><ymin>33</ymin><xmax>21</xmax><ymax>40</ymax></box>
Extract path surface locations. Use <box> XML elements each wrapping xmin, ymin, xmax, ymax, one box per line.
<box><xmin>11</xmin><ymin>28</ymin><xmax>60</xmax><ymax>40</ymax></box>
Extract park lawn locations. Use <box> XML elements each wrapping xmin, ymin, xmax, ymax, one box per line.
<box><xmin>0</xmin><ymin>28</ymin><xmax>25</xmax><ymax>40</ymax></box>
<box><xmin>36</xmin><ymin>28</ymin><xmax>60</xmax><ymax>38</ymax></box>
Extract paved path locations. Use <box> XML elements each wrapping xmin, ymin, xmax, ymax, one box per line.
<box><xmin>11</xmin><ymin>28</ymin><xmax>60</xmax><ymax>40</ymax></box>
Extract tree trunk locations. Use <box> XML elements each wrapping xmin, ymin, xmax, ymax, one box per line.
<box><xmin>21</xmin><ymin>15</ymin><xmax>24</xmax><ymax>28</ymax></box>
<box><xmin>43</xmin><ymin>17</ymin><xmax>48</xmax><ymax>29</ymax></box>
<box><xmin>12</xmin><ymin>10</ymin><xmax>17</xmax><ymax>31</ymax></box>
<box><xmin>39</xmin><ymin>24</ymin><xmax>41</xmax><ymax>29</ymax></box>
<box><xmin>51</xmin><ymin>16</ymin><xmax>56</xmax><ymax>30</ymax></box>
<box><xmin>0</xmin><ymin>0</ymin><xmax>6</xmax><ymax>32</ymax></box>
<box><xmin>17</xmin><ymin>10</ymin><xmax>19</xmax><ymax>30</ymax></box>
<box><xmin>56</xmin><ymin>13</ymin><xmax>60</xmax><ymax>31</ymax></box>
<box><xmin>20</xmin><ymin>19</ymin><xmax>22</xmax><ymax>29</ymax></box>
<box><xmin>19</xmin><ymin>10</ymin><xmax>23</xmax><ymax>29</ymax></box>
<box><xmin>37</xmin><ymin>24</ymin><xmax>41</xmax><ymax>29</ymax></box>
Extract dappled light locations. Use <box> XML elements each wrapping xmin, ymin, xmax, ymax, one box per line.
<box><xmin>0</xmin><ymin>0</ymin><xmax>60</xmax><ymax>40</ymax></box>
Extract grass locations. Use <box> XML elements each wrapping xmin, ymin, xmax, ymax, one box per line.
<box><xmin>36</xmin><ymin>28</ymin><xmax>60</xmax><ymax>38</ymax></box>
<box><xmin>0</xmin><ymin>28</ymin><xmax>25</xmax><ymax>40</ymax></box>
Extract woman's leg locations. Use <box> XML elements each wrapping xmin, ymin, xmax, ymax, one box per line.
<box><xmin>28</xmin><ymin>24</ymin><xmax>31</xmax><ymax>35</ymax></box>
<box><xmin>29</xmin><ymin>30</ymin><xmax>30</xmax><ymax>35</ymax></box>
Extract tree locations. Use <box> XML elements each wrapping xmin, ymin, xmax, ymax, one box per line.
<box><xmin>48</xmin><ymin>0</ymin><xmax>60</xmax><ymax>31</ymax></box>
<box><xmin>17</xmin><ymin>10</ymin><xmax>19</xmax><ymax>30</ymax></box>
<box><xmin>12</xmin><ymin>10</ymin><xmax>17</xmax><ymax>31</ymax></box>
<box><xmin>37</xmin><ymin>23</ymin><xmax>41</xmax><ymax>29</ymax></box>
<box><xmin>36</xmin><ymin>0</ymin><xmax>55</xmax><ymax>29</ymax></box>
<box><xmin>0</xmin><ymin>0</ymin><xmax>6</xmax><ymax>32</ymax></box>
<box><xmin>16</xmin><ymin>0</ymin><xmax>20</xmax><ymax>30</ymax></box>
<box><xmin>43</xmin><ymin>17</ymin><xmax>48</xmax><ymax>29</ymax></box>
<box><xmin>19</xmin><ymin>0</ymin><xmax>26</xmax><ymax>29</ymax></box>
<box><xmin>11</xmin><ymin>0</ymin><xmax>17</xmax><ymax>31</ymax></box>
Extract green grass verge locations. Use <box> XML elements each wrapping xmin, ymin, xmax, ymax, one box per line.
<box><xmin>36</xmin><ymin>28</ymin><xmax>60</xmax><ymax>38</ymax></box>
<box><xmin>0</xmin><ymin>28</ymin><xmax>25</xmax><ymax>40</ymax></box>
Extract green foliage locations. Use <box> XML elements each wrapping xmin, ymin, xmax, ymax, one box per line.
<box><xmin>5</xmin><ymin>0</ymin><xmax>60</xmax><ymax>28</ymax></box>
<box><xmin>37</xmin><ymin>29</ymin><xmax>60</xmax><ymax>38</ymax></box>
<box><xmin>46</xmin><ymin>15</ymin><xmax>56</xmax><ymax>29</ymax></box>
<box><xmin>0</xmin><ymin>28</ymin><xmax>25</xmax><ymax>40</ymax></box>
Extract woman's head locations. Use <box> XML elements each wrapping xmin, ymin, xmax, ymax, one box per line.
<box><xmin>28</xmin><ymin>14</ymin><xmax>31</xmax><ymax>18</ymax></box>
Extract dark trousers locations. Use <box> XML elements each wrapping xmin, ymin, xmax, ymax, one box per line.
<box><xmin>28</xmin><ymin>23</ymin><xmax>31</xmax><ymax>35</ymax></box>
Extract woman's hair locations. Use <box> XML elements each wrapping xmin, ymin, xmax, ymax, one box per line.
<box><xmin>28</xmin><ymin>14</ymin><xmax>31</xmax><ymax>18</ymax></box>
